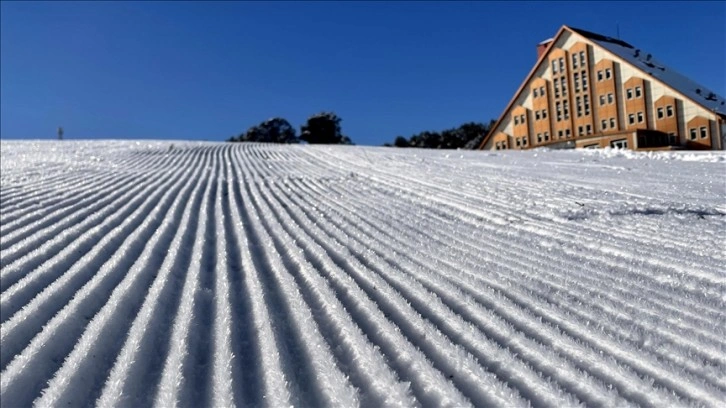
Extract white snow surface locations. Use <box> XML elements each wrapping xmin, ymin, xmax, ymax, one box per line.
<box><xmin>0</xmin><ymin>140</ymin><xmax>724</xmax><ymax>407</ymax></box>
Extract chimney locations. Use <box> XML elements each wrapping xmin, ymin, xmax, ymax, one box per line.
<box><xmin>537</xmin><ymin>38</ymin><xmax>554</xmax><ymax>59</ymax></box>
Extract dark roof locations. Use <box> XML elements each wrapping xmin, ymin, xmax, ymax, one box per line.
<box><xmin>569</xmin><ymin>26</ymin><xmax>726</xmax><ymax>116</ymax></box>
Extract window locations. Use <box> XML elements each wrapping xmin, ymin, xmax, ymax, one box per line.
<box><xmin>544</xmin><ymin>131</ymin><xmax>550</xmax><ymax>141</ymax></box>
<box><xmin>552</xmin><ymin>60</ymin><xmax>558</xmax><ymax>73</ymax></box>
<box><xmin>520</xmin><ymin>114</ymin><xmax>525</xmax><ymax>123</ymax></box>
<box><xmin>542</xmin><ymin>109</ymin><xmax>547</xmax><ymax>119</ymax></box>
<box><xmin>563</xmin><ymin>100</ymin><xmax>569</xmax><ymax>119</ymax></box>
<box><xmin>554</xmin><ymin>80</ymin><xmax>560</xmax><ymax>98</ymax></box>
<box><xmin>635</xmin><ymin>86</ymin><xmax>642</xmax><ymax>98</ymax></box>
<box><xmin>574</xmin><ymin>73</ymin><xmax>580</xmax><ymax>92</ymax></box>
<box><xmin>637</xmin><ymin>112</ymin><xmax>644</xmax><ymax>123</ymax></box>
<box><xmin>599</xmin><ymin>95</ymin><xmax>605</xmax><ymax>106</ymax></box>
<box><xmin>516</xmin><ymin>138</ymin><xmax>521</xmax><ymax>147</ymax></box>
<box><xmin>689</xmin><ymin>128</ymin><xmax>697</xmax><ymax>140</ymax></box>
<box><xmin>535</xmin><ymin>111</ymin><xmax>540</xmax><ymax>120</ymax></box>
<box><xmin>578</xmin><ymin>125</ymin><xmax>584</xmax><ymax>136</ymax></box>
<box><xmin>566</xmin><ymin>129</ymin><xmax>571</xmax><ymax>138</ymax></box>
<box><xmin>610</xmin><ymin>118</ymin><xmax>616</xmax><ymax>128</ymax></box>
<box><xmin>572</xmin><ymin>54</ymin><xmax>578</xmax><ymax>69</ymax></box>
<box><xmin>556</xmin><ymin>102</ymin><xmax>562</xmax><ymax>121</ymax></box>
<box><xmin>597</xmin><ymin>70</ymin><xmax>603</xmax><ymax>81</ymax></box>
<box><xmin>558</xmin><ymin>130</ymin><xmax>563</xmax><ymax>138</ymax></box>
<box><xmin>628</xmin><ymin>114</ymin><xmax>635</xmax><ymax>124</ymax></box>
<box><xmin>605</xmin><ymin>68</ymin><xmax>612</xmax><ymax>79</ymax></box>
<box><xmin>582</xmin><ymin>70</ymin><xmax>588</xmax><ymax>90</ymax></box>
<box><xmin>561</xmin><ymin>77</ymin><xmax>567</xmax><ymax>94</ymax></box>
<box><xmin>657</xmin><ymin>107</ymin><xmax>664</xmax><ymax>119</ymax></box>
<box><xmin>584</xmin><ymin>95</ymin><xmax>590</xmax><ymax>115</ymax></box>
<box><xmin>559</xmin><ymin>57</ymin><xmax>564</xmax><ymax>72</ymax></box>
<box><xmin>626</xmin><ymin>88</ymin><xmax>633</xmax><ymax>99</ymax></box>
<box><xmin>514</xmin><ymin>116</ymin><xmax>519</xmax><ymax>125</ymax></box>
<box><xmin>537</xmin><ymin>133</ymin><xmax>542</xmax><ymax>143</ymax></box>
<box><xmin>522</xmin><ymin>137</ymin><xmax>528</xmax><ymax>146</ymax></box>
<box><xmin>539</xmin><ymin>86</ymin><xmax>544</xmax><ymax>95</ymax></box>
<box><xmin>533</xmin><ymin>88</ymin><xmax>538</xmax><ymax>98</ymax></box>
<box><xmin>576</xmin><ymin>96</ymin><xmax>582</xmax><ymax>117</ymax></box>
<box><xmin>586</xmin><ymin>124</ymin><xmax>592</xmax><ymax>134</ymax></box>
<box><xmin>610</xmin><ymin>139</ymin><xmax>628</xmax><ymax>148</ymax></box>
<box><xmin>700</xmin><ymin>126</ymin><xmax>708</xmax><ymax>139</ymax></box>
<box><xmin>607</xmin><ymin>93</ymin><xmax>614</xmax><ymax>104</ymax></box>
<box><xmin>579</xmin><ymin>51</ymin><xmax>585</xmax><ymax>66</ymax></box>
<box><xmin>666</xmin><ymin>105</ymin><xmax>674</xmax><ymax>117</ymax></box>
<box><xmin>601</xmin><ymin>119</ymin><xmax>607</xmax><ymax>130</ymax></box>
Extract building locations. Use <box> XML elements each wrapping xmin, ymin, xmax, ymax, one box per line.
<box><xmin>478</xmin><ymin>25</ymin><xmax>726</xmax><ymax>151</ymax></box>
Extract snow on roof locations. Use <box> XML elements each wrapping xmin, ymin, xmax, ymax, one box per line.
<box><xmin>569</xmin><ymin>26</ymin><xmax>726</xmax><ymax>116</ymax></box>
<box><xmin>538</xmin><ymin>38</ymin><xmax>554</xmax><ymax>45</ymax></box>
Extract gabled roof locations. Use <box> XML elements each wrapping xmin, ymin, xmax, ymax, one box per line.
<box><xmin>569</xmin><ymin>26</ymin><xmax>726</xmax><ymax>115</ymax></box>
<box><xmin>478</xmin><ymin>25</ymin><xmax>726</xmax><ymax>150</ymax></box>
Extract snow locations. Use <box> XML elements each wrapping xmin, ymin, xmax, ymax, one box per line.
<box><xmin>1</xmin><ymin>140</ymin><xmax>725</xmax><ymax>407</ymax></box>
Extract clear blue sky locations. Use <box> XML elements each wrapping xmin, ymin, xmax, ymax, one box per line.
<box><xmin>1</xmin><ymin>1</ymin><xmax>724</xmax><ymax>145</ymax></box>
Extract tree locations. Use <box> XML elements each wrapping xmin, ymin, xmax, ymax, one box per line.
<box><xmin>300</xmin><ymin>112</ymin><xmax>352</xmax><ymax>144</ymax></box>
<box><xmin>228</xmin><ymin>117</ymin><xmax>298</xmax><ymax>143</ymax></box>
<box><xmin>393</xmin><ymin>136</ymin><xmax>409</xmax><ymax>147</ymax></box>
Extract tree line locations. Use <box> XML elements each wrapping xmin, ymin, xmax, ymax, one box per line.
<box><xmin>228</xmin><ymin>112</ymin><xmax>496</xmax><ymax>149</ymax></box>
<box><xmin>227</xmin><ymin>112</ymin><xmax>352</xmax><ymax>145</ymax></box>
<box><xmin>384</xmin><ymin>119</ymin><xmax>496</xmax><ymax>149</ymax></box>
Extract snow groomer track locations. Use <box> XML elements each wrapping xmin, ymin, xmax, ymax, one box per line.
<box><xmin>1</xmin><ymin>140</ymin><xmax>724</xmax><ymax>407</ymax></box>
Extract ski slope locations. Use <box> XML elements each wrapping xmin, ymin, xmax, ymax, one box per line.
<box><xmin>1</xmin><ymin>140</ymin><xmax>724</xmax><ymax>407</ymax></box>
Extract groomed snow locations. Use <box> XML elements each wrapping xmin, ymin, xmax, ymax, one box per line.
<box><xmin>1</xmin><ymin>140</ymin><xmax>724</xmax><ymax>407</ymax></box>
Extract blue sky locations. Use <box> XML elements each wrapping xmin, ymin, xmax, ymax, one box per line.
<box><xmin>1</xmin><ymin>1</ymin><xmax>724</xmax><ymax>145</ymax></box>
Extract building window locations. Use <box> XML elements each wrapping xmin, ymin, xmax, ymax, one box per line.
<box><xmin>628</xmin><ymin>114</ymin><xmax>635</xmax><ymax>124</ymax></box>
<box><xmin>668</xmin><ymin>132</ymin><xmax>677</xmax><ymax>144</ymax></box>
<box><xmin>552</xmin><ymin>60</ymin><xmax>558</xmax><ymax>73</ymax></box>
<box><xmin>578</xmin><ymin>125</ymin><xmax>584</xmax><ymax>136</ymax></box>
<box><xmin>601</xmin><ymin>119</ymin><xmax>607</xmax><ymax>130</ymax></box>
<box><xmin>607</xmin><ymin>93</ymin><xmax>614</xmax><ymax>104</ymax></box>
<box><xmin>666</xmin><ymin>105</ymin><xmax>674</xmax><ymax>117</ymax></box>
<box><xmin>572</xmin><ymin>54</ymin><xmax>578</xmax><ymax>69</ymax></box>
<box><xmin>516</xmin><ymin>138</ymin><xmax>521</xmax><ymax>147</ymax></box>
<box><xmin>566</xmin><ymin>129</ymin><xmax>571</xmax><ymax>138</ymax></box>
<box><xmin>535</xmin><ymin>111</ymin><xmax>541</xmax><ymax>120</ymax></box>
<box><xmin>556</xmin><ymin>102</ymin><xmax>562</xmax><ymax>121</ymax></box>
<box><xmin>611</xmin><ymin>139</ymin><xmax>628</xmax><ymax>148</ymax></box>
<box><xmin>521</xmin><ymin>114</ymin><xmax>525</xmax><ymax>123</ymax></box>
<box><xmin>544</xmin><ymin>131</ymin><xmax>550</xmax><ymax>141</ymax></box>
<box><xmin>537</xmin><ymin>133</ymin><xmax>542</xmax><ymax>143</ymax></box>
<box><xmin>597</xmin><ymin>70</ymin><xmax>603</xmax><ymax>81</ymax></box>
<box><xmin>554</xmin><ymin>81</ymin><xmax>560</xmax><ymax>98</ymax></box>
<box><xmin>558</xmin><ymin>130</ymin><xmax>563</xmax><ymax>138</ymax></box>
<box><xmin>561</xmin><ymin>77</ymin><xmax>567</xmax><ymax>94</ymax></box>
<box><xmin>559</xmin><ymin>57</ymin><xmax>564</xmax><ymax>72</ymax></box>
<box><xmin>700</xmin><ymin>126</ymin><xmax>708</xmax><ymax>139</ymax></box>
<box><xmin>574</xmin><ymin>73</ymin><xmax>580</xmax><ymax>92</ymax></box>
<box><xmin>514</xmin><ymin>116</ymin><xmax>519</xmax><ymax>125</ymax></box>
<box><xmin>610</xmin><ymin>118</ymin><xmax>616</xmax><ymax>128</ymax></box>
<box><xmin>689</xmin><ymin>128</ymin><xmax>697</xmax><ymax>140</ymax></box>
<box><xmin>579</xmin><ymin>51</ymin><xmax>585</xmax><ymax>66</ymax></box>
<box><xmin>599</xmin><ymin>95</ymin><xmax>605</xmax><ymax>106</ymax></box>
<box><xmin>635</xmin><ymin>86</ymin><xmax>642</xmax><ymax>98</ymax></box>
<box><xmin>576</xmin><ymin>96</ymin><xmax>582</xmax><ymax>117</ymax></box>
<box><xmin>657</xmin><ymin>107</ymin><xmax>664</xmax><ymax>119</ymax></box>
<box><xmin>605</xmin><ymin>68</ymin><xmax>612</xmax><ymax>79</ymax></box>
<box><xmin>542</xmin><ymin>109</ymin><xmax>547</xmax><ymax>119</ymax></box>
<box><xmin>586</xmin><ymin>124</ymin><xmax>592</xmax><ymax>134</ymax></box>
<box><xmin>522</xmin><ymin>137</ymin><xmax>528</xmax><ymax>146</ymax></box>
<box><xmin>582</xmin><ymin>70</ymin><xmax>588</xmax><ymax>90</ymax></box>
<box><xmin>539</xmin><ymin>86</ymin><xmax>544</xmax><ymax>95</ymax></box>
<box><xmin>533</xmin><ymin>88</ymin><xmax>538</xmax><ymax>98</ymax></box>
<box><xmin>626</xmin><ymin>88</ymin><xmax>633</xmax><ymax>99</ymax></box>
<box><xmin>637</xmin><ymin>112</ymin><xmax>644</xmax><ymax>123</ymax></box>
<box><xmin>563</xmin><ymin>100</ymin><xmax>569</xmax><ymax>119</ymax></box>
<box><xmin>584</xmin><ymin>95</ymin><xmax>590</xmax><ymax>115</ymax></box>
